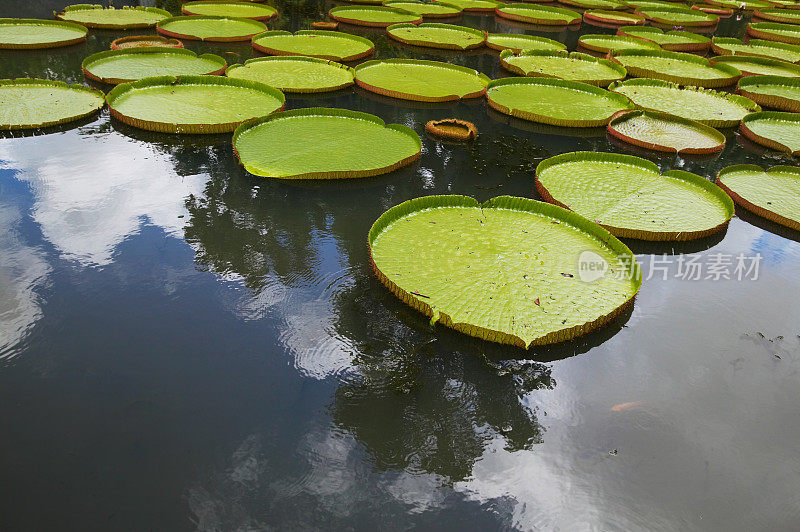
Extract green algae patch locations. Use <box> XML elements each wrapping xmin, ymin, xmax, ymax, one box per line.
<box><xmin>226</xmin><ymin>56</ymin><xmax>354</xmax><ymax>93</ymax></box>
<box><xmin>610</xmin><ymin>49</ymin><xmax>741</xmax><ymax>87</ymax></box>
<box><xmin>252</xmin><ymin>30</ymin><xmax>374</xmax><ymax>62</ymax></box>
<box><xmin>486</xmin><ymin>33</ymin><xmax>566</xmax><ymax>52</ymax></box>
<box><xmin>536</xmin><ymin>152</ymin><xmax>734</xmax><ymax>240</ymax></box>
<box><xmin>0</xmin><ymin>78</ymin><xmax>104</xmax><ymax>130</ymax></box>
<box><xmin>82</xmin><ymin>48</ymin><xmax>226</xmax><ymax>85</ymax></box>
<box><xmin>500</xmin><ymin>50</ymin><xmax>626</xmax><ymax>87</ymax></box>
<box><xmin>717</xmin><ymin>164</ymin><xmax>800</xmax><ymax>231</ymax></box>
<box><xmin>738</xmin><ymin>75</ymin><xmax>800</xmax><ymax>112</ymax></box>
<box><xmin>741</xmin><ymin>111</ymin><xmax>800</xmax><ymax>154</ymax></box>
<box><xmin>386</xmin><ymin>23</ymin><xmax>485</xmax><ymax>50</ymax></box>
<box><xmin>369</xmin><ymin>195</ymin><xmax>641</xmax><ymax>348</ymax></box>
<box><xmin>0</xmin><ymin>19</ymin><xmax>87</xmax><ymax>49</ymax></box>
<box><xmin>354</xmin><ymin>59</ymin><xmax>489</xmax><ymax>101</ymax></box>
<box><xmin>607</xmin><ymin>109</ymin><xmax>726</xmax><ymax>153</ymax></box>
<box><xmin>233</xmin><ymin>107</ymin><xmax>421</xmax><ymax>179</ymax></box>
<box><xmin>56</xmin><ymin>5</ymin><xmax>170</xmax><ymax>29</ymax></box>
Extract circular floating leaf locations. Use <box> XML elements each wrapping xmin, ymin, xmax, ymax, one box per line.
<box><xmin>610</xmin><ymin>49</ymin><xmax>741</xmax><ymax>87</ymax></box>
<box><xmin>609</xmin><ymin>78</ymin><xmax>760</xmax><ymax>127</ymax></box>
<box><xmin>710</xmin><ymin>55</ymin><xmax>800</xmax><ymax>77</ymax></box>
<box><xmin>486</xmin><ymin>32</ymin><xmax>566</xmax><ymax>52</ymax></box>
<box><xmin>716</xmin><ymin>164</ymin><xmax>800</xmax><ymax>231</ymax></box>
<box><xmin>354</xmin><ymin>59</ymin><xmax>488</xmax><ymax>101</ymax></box>
<box><xmin>56</xmin><ymin>5</ymin><xmax>170</xmax><ymax>29</ymax></box>
<box><xmin>226</xmin><ymin>56</ymin><xmax>354</xmax><ymax>92</ymax></box>
<box><xmin>383</xmin><ymin>1</ymin><xmax>463</xmax><ymax>17</ymax></box>
<box><xmin>754</xmin><ymin>8</ymin><xmax>800</xmax><ymax>23</ymax></box>
<box><xmin>495</xmin><ymin>3</ymin><xmax>582</xmax><ymax>25</ymax></box>
<box><xmin>536</xmin><ymin>152</ymin><xmax>734</xmax><ymax>240</ymax></box>
<box><xmin>82</xmin><ymin>48</ymin><xmax>227</xmax><ymax>84</ymax></box>
<box><xmin>252</xmin><ymin>30</ymin><xmax>374</xmax><ymax>61</ymax></box>
<box><xmin>369</xmin><ymin>195</ymin><xmax>642</xmax><ymax>347</ymax></box>
<box><xmin>748</xmin><ymin>22</ymin><xmax>800</xmax><ymax>45</ymax></box>
<box><xmin>0</xmin><ymin>18</ymin><xmax>87</xmax><ymax>49</ymax></box>
<box><xmin>711</xmin><ymin>37</ymin><xmax>800</xmax><ymax>63</ymax></box>
<box><xmin>106</xmin><ymin>75</ymin><xmax>284</xmax><ymax>134</ymax></box>
<box><xmin>740</xmin><ymin>111</ymin><xmax>800</xmax><ymax>154</ymax></box>
<box><xmin>328</xmin><ymin>6</ymin><xmax>422</xmax><ymax>27</ymax></box>
<box><xmin>425</xmin><ymin>118</ymin><xmax>477</xmax><ymax>140</ymax></box>
<box><xmin>692</xmin><ymin>3</ymin><xmax>734</xmax><ymax>15</ymax></box>
<box><xmin>584</xmin><ymin>10</ymin><xmax>646</xmax><ymax>25</ymax></box>
<box><xmin>500</xmin><ymin>50</ymin><xmax>626</xmax><ymax>87</ymax></box>
<box><xmin>486</xmin><ymin>77</ymin><xmax>634</xmax><ymax>127</ymax></box>
<box><xmin>157</xmin><ymin>15</ymin><xmax>266</xmax><ymax>41</ymax></box>
<box><xmin>618</xmin><ymin>26</ymin><xmax>710</xmax><ymax>52</ymax></box>
<box><xmin>738</xmin><ymin>75</ymin><xmax>800</xmax><ymax>112</ymax></box>
<box><xmin>435</xmin><ymin>0</ymin><xmax>501</xmax><ymax>13</ymax></box>
<box><xmin>636</xmin><ymin>6</ymin><xmax>719</xmax><ymax>26</ymax></box>
<box><xmin>562</xmin><ymin>0</ymin><xmax>626</xmax><ymax>9</ymax></box>
<box><xmin>0</xmin><ymin>78</ymin><xmax>104</xmax><ymax>130</ymax></box>
<box><xmin>181</xmin><ymin>1</ymin><xmax>278</xmax><ymax>20</ymax></box>
<box><xmin>386</xmin><ymin>22</ymin><xmax>485</xmax><ymax>50</ymax></box>
<box><xmin>705</xmin><ymin>0</ymin><xmax>773</xmax><ymax>9</ymax></box>
<box><xmin>622</xmin><ymin>0</ymin><xmax>678</xmax><ymax>10</ymax></box>
<box><xmin>579</xmin><ymin>34</ymin><xmax>661</xmax><ymax>53</ymax></box>
<box><xmin>233</xmin><ymin>107</ymin><xmax>421</xmax><ymax>178</ymax></box>
<box><xmin>607</xmin><ymin>109</ymin><xmax>726</xmax><ymax>153</ymax></box>
<box><xmin>111</xmin><ymin>35</ymin><xmax>183</xmax><ymax>50</ymax></box>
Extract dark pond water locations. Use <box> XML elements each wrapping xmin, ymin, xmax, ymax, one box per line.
<box><xmin>2</xmin><ymin>0</ymin><xmax>800</xmax><ymax>530</ymax></box>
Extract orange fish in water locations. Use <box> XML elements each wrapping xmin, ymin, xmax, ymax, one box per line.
<box><xmin>611</xmin><ymin>401</ymin><xmax>643</xmax><ymax>411</ymax></box>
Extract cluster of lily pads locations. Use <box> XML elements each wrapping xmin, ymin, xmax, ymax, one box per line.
<box><xmin>0</xmin><ymin>1</ymin><xmax>799</xmax><ymax>348</ymax></box>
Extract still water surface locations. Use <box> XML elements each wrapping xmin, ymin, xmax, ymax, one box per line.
<box><xmin>1</xmin><ymin>0</ymin><xmax>799</xmax><ymax>530</ymax></box>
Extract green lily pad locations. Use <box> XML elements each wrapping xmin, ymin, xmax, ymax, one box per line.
<box><xmin>0</xmin><ymin>18</ymin><xmax>87</xmax><ymax>49</ymax></box>
<box><xmin>738</xmin><ymin>75</ymin><xmax>800</xmax><ymax>112</ymax></box>
<box><xmin>328</xmin><ymin>6</ymin><xmax>422</xmax><ymax>26</ymax></box>
<box><xmin>693</xmin><ymin>3</ymin><xmax>734</xmax><ymax>15</ymax></box>
<box><xmin>386</xmin><ymin>23</ymin><xmax>485</xmax><ymax>50</ymax></box>
<box><xmin>748</xmin><ymin>22</ymin><xmax>800</xmax><ymax>45</ymax></box>
<box><xmin>0</xmin><ymin>78</ymin><xmax>104</xmax><ymax>130</ymax></box>
<box><xmin>383</xmin><ymin>1</ymin><xmax>463</xmax><ymax>17</ymax></box>
<box><xmin>716</xmin><ymin>164</ymin><xmax>800</xmax><ymax>231</ymax></box>
<box><xmin>610</xmin><ymin>49</ymin><xmax>741</xmax><ymax>87</ymax></box>
<box><xmin>157</xmin><ymin>15</ymin><xmax>266</xmax><ymax>41</ymax></box>
<box><xmin>354</xmin><ymin>59</ymin><xmax>489</xmax><ymax>101</ymax></box>
<box><xmin>609</xmin><ymin>78</ymin><xmax>760</xmax><ymax>127</ymax></box>
<box><xmin>110</xmin><ymin>35</ymin><xmax>183</xmax><ymax>50</ymax></box>
<box><xmin>226</xmin><ymin>56</ymin><xmax>354</xmax><ymax>93</ymax></box>
<box><xmin>754</xmin><ymin>8</ymin><xmax>800</xmax><ymax>24</ymax></box>
<box><xmin>706</xmin><ymin>0</ymin><xmax>774</xmax><ymax>9</ymax></box>
<box><xmin>561</xmin><ymin>0</ymin><xmax>626</xmax><ymax>10</ymax></box>
<box><xmin>369</xmin><ymin>194</ymin><xmax>641</xmax><ymax>347</ymax></box>
<box><xmin>711</xmin><ymin>54</ymin><xmax>800</xmax><ymax>77</ymax></box>
<box><xmin>106</xmin><ymin>75</ymin><xmax>285</xmax><ymax>134</ymax></box>
<box><xmin>486</xmin><ymin>77</ymin><xmax>634</xmax><ymax>127</ymax></box>
<box><xmin>618</xmin><ymin>26</ymin><xmax>710</xmax><ymax>52</ymax></box>
<box><xmin>500</xmin><ymin>50</ymin><xmax>626</xmax><ymax>87</ymax></box>
<box><xmin>495</xmin><ymin>4</ymin><xmax>582</xmax><ymax>25</ymax></box>
<box><xmin>536</xmin><ymin>152</ymin><xmax>734</xmax><ymax>240</ymax></box>
<box><xmin>81</xmin><ymin>48</ymin><xmax>227</xmax><ymax>85</ymax></box>
<box><xmin>434</xmin><ymin>0</ymin><xmax>501</xmax><ymax>12</ymax></box>
<box><xmin>233</xmin><ymin>107</ymin><xmax>420</xmax><ymax>179</ymax></box>
<box><xmin>622</xmin><ymin>0</ymin><xmax>677</xmax><ymax>10</ymax></box>
<box><xmin>56</xmin><ymin>5</ymin><xmax>170</xmax><ymax>29</ymax></box>
<box><xmin>180</xmin><ymin>1</ymin><xmax>278</xmax><ymax>20</ymax></box>
<box><xmin>486</xmin><ymin>33</ymin><xmax>566</xmax><ymax>52</ymax></box>
<box><xmin>740</xmin><ymin>111</ymin><xmax>800</xmax><ymax>154</ymax></box>
<box><xmin>711</xmin><ymin>37</ymin><xmax>800</xmax><ymax>63</ymax></box>
<box><xmin>607</xmin><ymin>109</ymin><xmax>726</xmax><ymax>153</ymax></box>
<box><xmin>636</xmin><ymin>6</ymin><xmax>719</xmax><ymax>26</ymax></box>
<box><xmin>251</xmin><ymin>30</ymin><xmax>374</xmax><ymax>62</ymax></box>
<box><xmin>584</xmin><ymin>10</ymin><xmax>646</xmax><ymax>25</ymax></box>
<box><xmin>579</xmin><ymin>34</ymin><xmax>661</xmax><ymax>53</ymax></box>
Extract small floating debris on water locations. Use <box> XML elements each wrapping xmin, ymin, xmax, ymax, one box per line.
<box><xmin>611</xmin><ymin>401</ymin><xmax>644</xmax><ymax>411</ymax></box>
<box><xmin>425</xmin><ymin>118</ymin><xmax>478</xmax><ymax>140</ymax></box>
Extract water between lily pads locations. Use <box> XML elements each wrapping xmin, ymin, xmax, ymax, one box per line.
<box><xmin>1</xmin><ymin>0</ymin><xmax>799</xmax><ymax>529</ymax></box>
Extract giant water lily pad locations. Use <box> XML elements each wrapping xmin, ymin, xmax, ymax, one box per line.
<box><xmin>110</xmin><ymin>35</ymin><xmax>183</xmax><ymax>50</ymax></box>
<box><xmin>487</xmin><ymin>77</ymin><xmax>634</xmax><ymax>127</ymax></box>
<box><xmin>181</xmin><ymin>1</ymin><xmax>278</xmax><ymax>20</ymax></box>
<box><xmin>716</xmin><ymin>164</ymin><xmax>800</xmax><ymax>231</ymax></box>
<box><xmin>741</xmin><ymin>111</ymin><xmax>800</xmax><ymax>154</ymax></box>
<box><xmin>354</xmin><ymin>59</ymin><xmax>488</xmax><ymax>101</ymax></box>
<box><xmin>748</xmin><ymin>22</ymin><xmax>800</xmax><ymax>45</ymax></box>
<box><xmin>636</xmin><ymin>6</ymin><xmax>719</xmax><ymax>26</ymax></box>
<box><xmin>106</xmin><ymin>75</ymin><xmax>284</xmax><ymax>134</ymax></box>
<box><xmin>435</xmin><ymin>0</ymin><xmax>501</xmax><ymax>12</ymax></box>
<box><xmin>329</xmin><ymin>6</ymin><xmax>422</xmax><ymax>26</ymax></box>
<box><xmin>754</xmin><ymin>8</ymin><xmax>800</xmax><ymax>24</ymax></box>
<box><xmin>0</xmin><ymin>19</ymin><xmax>87</xmax><ymax>49</ymax></box>
<box><xmin>486</xmin><ymin>33</ymin><xmax>566</xmax><ymax>52</ymax></box>
<box><xmin>157</xmin><ymin>15</ymin><xmax>266</xmax><ymax>41</ymax></box>
<box><xmin>56</xmin><ymin>5</ymin><xmax>170</xmax><ymax>29</ymax></box>
<box><xmin>579</xmin><ymin>34</ymin><xmax>661</xmax><ymax>53</ymax></box>
<box><xmin>536</xmin><ymin>152</ymin><xmax>734</xmax><ymax>240</ymax></box>
<box><xmin>706</xmin><ymin>0</ymin><xmax>774</xmax><ymax>9</ymax></box>
<box><xmin>369</xmin><ymin>195</ymin><xmax>641</xmax><ymax>347</ymax></box>
<box><xmin>711</xmin><ymin>37</ymin><xmax>800</xmax><ymax>63</ymax></box>
<box><xmin>226</xmin><ymin>56</ymin><xmax>354</xmax><ymax>92</ymax></box>
<box><xmin>82</xmin><ymin>48</ymin><xmax>227</xmax><ymax>84</ymax></box>
<box><xmin>233</xmin><ymin>107</ymin><xmax>420</xmax><ymax>178</ymax></box>
<box><xmin>0</xmin><ymin>78</ymin><xmax>104</xmax><ymax>130</ymax></box>
<box><xmin>386</xmin><ymin>23</ymin><xmax>485</xmax><ymax>49</ymax></box>
<box><xmin>618</xmin><ymin>26</ymin><xmax>710</xmax><ymax>52</ymax></box>
<box><xmin>710</xmin><ymin>55</ymin><xmax>800</xmax><ymax>77</ymax></box>
<box><xmin>738</xmin><ymin>75</ymin><xmax>800</xmax><ymax>112</ymax></box>
<box><xmin>607</xmin><ymin>109</ymin><xmax>726</xmax><ymax>153</ymax></box>
<box><xmin>610</xmin><ymin>49</ymin><xmax>741</xmax><ymax>87</ymax></box>
<box><xmin>500</xmin><ymin>50</ymin><xmax>626</xmax><ymax>86</ymax></box>
<box><xmin>584</xmin><ymin>10</ymin><xmax>646</xmax><ymax>25</ymax></box>
<box><xmin>561</xmin><ymin>0</ymin><xmax>626</xmax><ymax>10</ymax></box>
<box><xmin>383</xmin><ymin>1</ymin><xmax>463</xmax><ymax>17</ymax></box>
<box><xmin>495</xmin><ymin>4</ymin><xmax>582</xmax><ymax>25</ymax></box>
<box><xmin>610</xmin><ymin>78</ymin><xmax>759</xmax><ymax>127</ymax></box>
<box><xmin>252</xmin><ymin>30</ymin><xmax>374</xmax><ymax>61</ymax></box>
